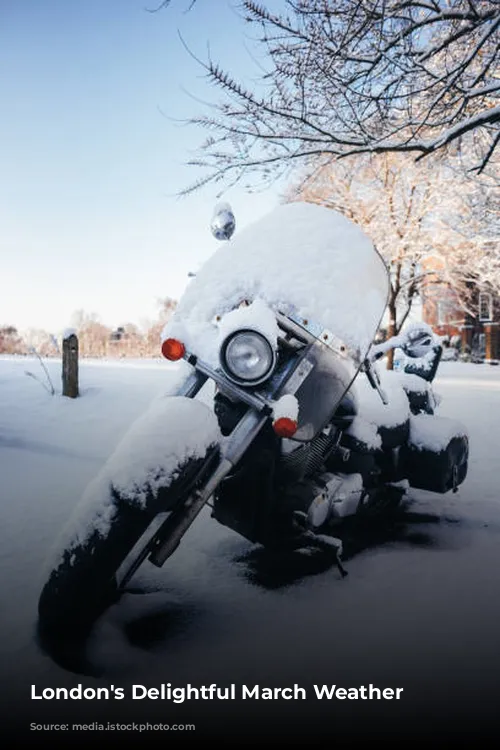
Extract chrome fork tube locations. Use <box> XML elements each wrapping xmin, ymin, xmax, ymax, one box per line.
<box><xmin>175</xmin><ymin>369</ymin><xmax>208</xmax><ymax>398</ymax></box>
<box><xmin>149</xmin><ymin>410</ymin><xmax>269</xmax><ymax>567</ymax></box>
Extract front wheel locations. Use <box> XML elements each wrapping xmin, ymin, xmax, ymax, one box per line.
<box><xmin>37</xmin><ymin>396</ymin><xmax>221</xmax><ymax>648</ymax></box>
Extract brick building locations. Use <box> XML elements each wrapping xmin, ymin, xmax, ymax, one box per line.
<box><xmin>422</xmin><ymin>282</ymin><xmax>499</xmax><ymax>364</ymax></box>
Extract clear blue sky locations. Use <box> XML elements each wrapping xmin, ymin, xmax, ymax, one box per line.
<box><xmin>0</xmin><ymin>0</ymin><xmax>283</xmax><ymax>334</ymax></box>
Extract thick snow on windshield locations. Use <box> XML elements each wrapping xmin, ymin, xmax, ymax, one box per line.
<box><xmin>165</xmin><ymin>202</ymin><xmax>389</xmax><ymax>362</ymax></box>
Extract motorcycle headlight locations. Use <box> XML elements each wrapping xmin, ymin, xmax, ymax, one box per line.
<box><xmin>220</xmin><ymin>329</ymin><xmax>276</xmax><ymax>386</ymax></box>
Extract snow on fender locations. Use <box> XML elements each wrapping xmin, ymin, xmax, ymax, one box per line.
<box><xmin>408</xmin><ymin>413</ymin><xmax>468</xmax><ymax>452</ymax></box>
<box><xmin>106</xmin><ymin>396</ymin><xmax>221</xmax><ymax>505</ymax></box>
<box><xmin>44</xmin><ymin>397</ymin><xmax>221</xmax><ymax>572</ymax></box>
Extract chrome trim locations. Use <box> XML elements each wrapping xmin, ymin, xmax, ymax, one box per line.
<box><xmin>219</xmin><ymin>328</ymin><xmax>277</xmax><ymax>387</ymax></box>
<box><xmin>188</xmin><ymin>347</ymin><xmax>315</xmax><ymax>412</ymax></box>
<box><xmin>190</xmin><ymin>356</ymin><xmax>273</xmax><ymax>412</ymax></box>
<box><xmin>175</xmin><ymin>369</ymin><xmax>208</xmax><ymax>398</ymax></box>
<box><xmin>275</xmin><ymin>311</ymin><xmax>316</xmax><ymax>344</ymax></box>
<box><xmin>279</xmin><ymin>356</ymin><xmax>314</xmax><ymax>396</ymax></box>
<box><xmin>221</xmin><ymin>410</ymin><xmax>269</xmax><ymax>465</ymax></box>
<box><xmin>149</xmin><ymin>410</ymin><xmax>269</xmax><ymax>567</ymax></box>
<box><xmin>286</xmin><ymin>310</ymin><xmax>325</xmax><ymax>339</ymax></box>
<box><xmin>279</xmin><ymin>309</ymin><xmax>350</xmax><ymax>358</ymax></box>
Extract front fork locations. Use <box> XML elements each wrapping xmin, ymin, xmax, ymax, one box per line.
<box><xmin>175</xmin><ymin>368</ymin><xmax>208</xmax><ymax>398</ymax></box>
<box><xmin>151</xmin><ymin>368</ymin><xmax>347</xmax><ymax>577</ymax></box>
<box><xmin>149</xmin><ymin>370</ymin><xmax>269</xmax><ymax>566</ymax></box>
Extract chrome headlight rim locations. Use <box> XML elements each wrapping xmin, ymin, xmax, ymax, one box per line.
<box><xmin>219</xmin><ymin>328</ymin><xmax>277</xmax><ymax>387</ymax></box>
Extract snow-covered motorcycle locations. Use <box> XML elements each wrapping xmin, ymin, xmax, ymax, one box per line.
<box><xmin>37</xmin><ymin>202</ymin><xmax>469</xmax><ymax>645</ymax></box>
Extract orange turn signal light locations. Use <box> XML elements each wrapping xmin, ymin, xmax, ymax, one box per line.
<box><xmin>272</xmin><ymin>417</ymin><xmax>298</xmax><ymax>438</ymax></box>
<box><xmin>161</xmin><ymin>338</ymin><xmax>186</xmax><ymax>361</ymax></box>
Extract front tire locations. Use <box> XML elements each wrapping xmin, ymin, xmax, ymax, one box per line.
<box><xmin>37</xmin><ymin>396</ymin><xmax>221</xmax><ymax>649</ymax></box>
<box><xmin>38</xmin><ymin>455</ymin><xmax>211</xmax><ymax>643</ymax></box>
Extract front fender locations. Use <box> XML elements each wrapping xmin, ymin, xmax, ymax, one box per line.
<box><xmin>105</xmin><ymin>395</ymin><xmax>222</xmax><ymax>506</ymax></box>
<box><xmin>45</xmin><ymin>396</ymin><xmax>222</xmax><ymax>569</ymax></box>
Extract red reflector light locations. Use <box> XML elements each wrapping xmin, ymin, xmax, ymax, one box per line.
<box><xmin>161</xmin><ymin>338</ymin><xmax>185</xmax><ymax>361</ymax></box>
<box><xmin>273</xmin><ymin>417</ymin><xmax>298</xmax><ymax>438</ymax></box>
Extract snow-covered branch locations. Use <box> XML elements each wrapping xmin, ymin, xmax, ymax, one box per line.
<box><xmin>179</xmin><ymin>0</ymin><xmax>499</xmax><ymax>190</ymax></box>
<box><xmin>287</xmin><ymin>149</ymin><xmax>499</xmax><ymax>358</ymax></box>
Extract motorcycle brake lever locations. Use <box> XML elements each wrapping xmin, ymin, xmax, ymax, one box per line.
<box><xmin>361</xmin><ymin>358</ymin><xmax>389</xmax><ymax>405</ymax></box>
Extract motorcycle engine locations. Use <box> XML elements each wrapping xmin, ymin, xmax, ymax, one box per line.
<box><xmin>280</xmin><ymin>428</ymin><xmax>339</xmax><ymax>480</ymax></box>
<box><xmin>282</xmin><ymin>471</ymin><xmax>364</xmax><ymax>529</ymax></box>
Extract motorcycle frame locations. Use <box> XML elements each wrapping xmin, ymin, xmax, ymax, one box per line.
<box><xmin>122</xmin><ymin>314</ymin><xmax>321</xmax><ymax>580</ymax></box>
<box><xmin>120</xmin><ymin>315</ymin><xmax>440</xmax><ymax>583</ymax></box>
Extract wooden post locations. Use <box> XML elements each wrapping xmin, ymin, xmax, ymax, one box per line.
<box><xmin>62</xmin><ymin>333</ymin><xmax>79</xmax><ymax>398</ymax></box>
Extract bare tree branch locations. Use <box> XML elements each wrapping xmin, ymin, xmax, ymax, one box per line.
<box><xmin>287</xmin><ymin>150</ymin><xmax>500</xmax><ymax>345</ymax></box>
<box><xmin>177</xmin><ymin>0</ymin><xmax>499</xmax><ymax>190</ymax></box>
<box><xmin>146</xmin><ymin>0</ymin><xmax>197</xmax><ymax>12</ymax></box>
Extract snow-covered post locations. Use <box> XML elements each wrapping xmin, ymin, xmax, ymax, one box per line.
<box><xmin>62</xmin><ymin>330</ymin><xmax>79</xmax><ymax>398</ymax></box>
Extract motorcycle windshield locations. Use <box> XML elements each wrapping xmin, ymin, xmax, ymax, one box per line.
<box><xmin>169</xmin><ymin>202</ymin><xmax>389</xmax><ymax>368</ymax></box>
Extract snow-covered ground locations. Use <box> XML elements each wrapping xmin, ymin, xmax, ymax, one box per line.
<box><xmin>1</xmin><ymin>355</ymin><xmax>500</xmax><ymax>738</ymax></box>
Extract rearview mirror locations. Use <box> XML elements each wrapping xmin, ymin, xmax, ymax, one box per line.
<box><xmin>210</xmin><ymin>202</ymin><xmax>235</xmax><ymax>241</ymax></box>
<box><xmin>400</xmin><ymin>324</ymin><xmax>436</xmax><ymax>359</ymax></box>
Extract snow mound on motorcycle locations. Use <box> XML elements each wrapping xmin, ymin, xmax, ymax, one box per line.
<box><xmin>218</xmin><ymin>298</ymin><xmax>280</xmax><ymax>350</ymax></box>
<box><xmin>352</xmin><ymin>369</ymin><xmax>410</xmax><ymax>427</ymax></box>
<box><xmin>42</xmin><ymin>397</ymin><xmax>221</xmax><ymax>572</ymax></box>
<box><xmin>409</xmin><ymin>413</ymin><xmax>468</xmax><ymax>452</ymax></box>
<box><xmin>345</xmin><ymin>416</ymin><xmax>382</xmax><ymax>450</ymax></box>
<box><xmin>346</xmin><ymin>368</ymin><xmax>446</xmax><ymax>451</ymax></box>
<box><xmin>164</xmin><ymin>202</ymin><xmax>388</xmax><ymax>364</ymax></box>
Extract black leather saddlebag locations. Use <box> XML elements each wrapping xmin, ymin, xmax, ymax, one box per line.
<box><xmin>402</xmin><ymin>415</ymin><xmax>469</xmax><ymax>493</ymax></box>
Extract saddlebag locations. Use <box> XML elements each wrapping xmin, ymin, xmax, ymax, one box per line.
<box><xmin>402</xmin><ymin>414</ymin><xmax>469</xmax><ymax>493</ymax></box>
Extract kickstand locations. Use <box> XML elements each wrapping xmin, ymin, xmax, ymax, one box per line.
<box><xmin>310</xmin><ymin>532</ymin><xmax>348</xmax><ymax>578</ymax></box>
<box><xmin>336</xmin><ymin>556</ymin><xmax>349</xmax><ymax>578</ymax></box>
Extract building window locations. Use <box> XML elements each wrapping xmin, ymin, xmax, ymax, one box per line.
<box><xmin>472</xmin><ymin>332</ymin><xmax>486</xmax><ymax>358</ymax></box>
<box><xmin>479</xmin><ymin>292</ymin><xmax>493</xmax><ymax>322</ymax></box>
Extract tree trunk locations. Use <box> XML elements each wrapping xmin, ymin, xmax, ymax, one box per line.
<box><xmin>62</xmin><ymin>334</ymin><xmax>79</xmax><ymax>398</ymax></box>
<box><xmin>386</xmin><ymin>300</ymin><xmax>397</xmax><ymax>370</ymax></box>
